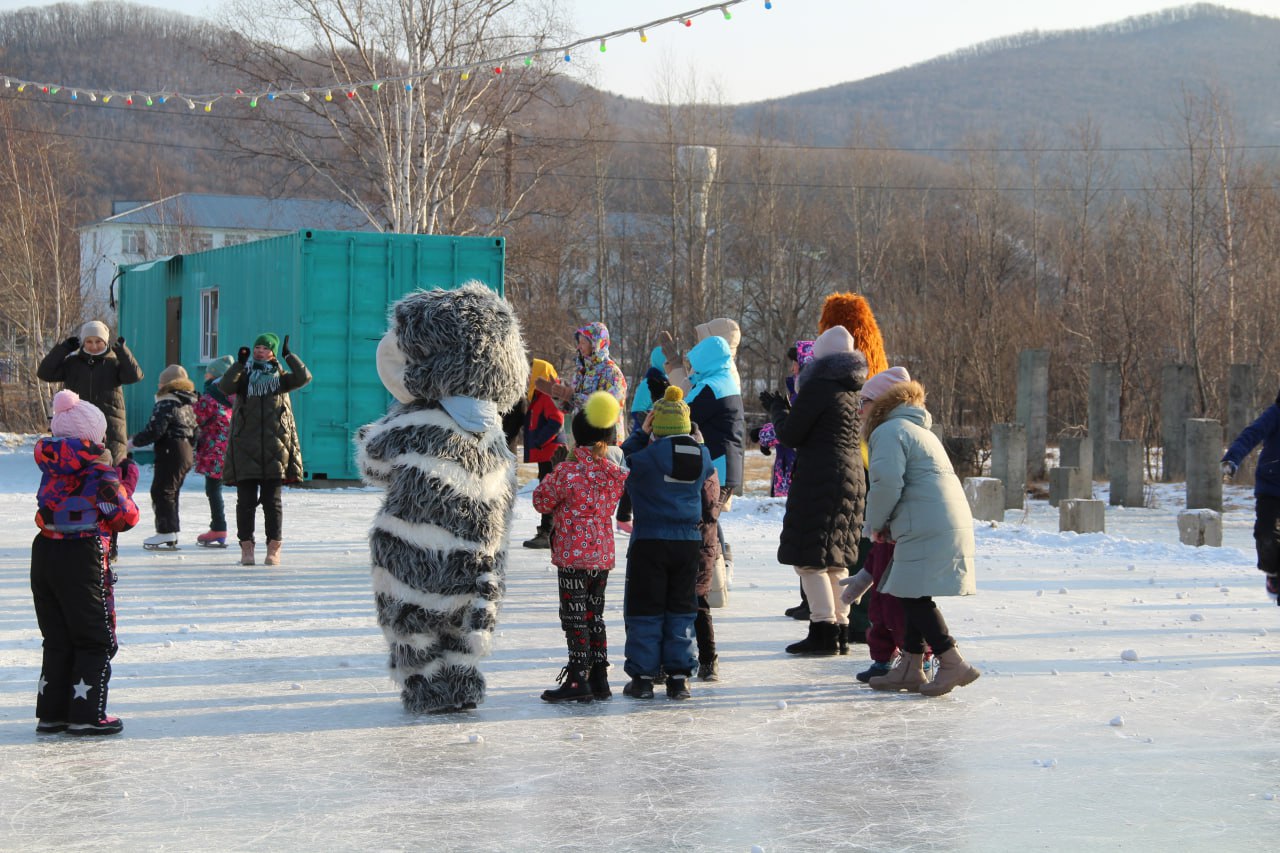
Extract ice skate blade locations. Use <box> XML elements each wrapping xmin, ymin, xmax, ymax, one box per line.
<box><xmin>196</xmin><ymin>541</ymin><xmax>228</xmax><ymax>548</ymax></box>
<box><xmin>142</xmin><ymin>544</ymin><xmax>180</xmax><ymax>551</ymax></box>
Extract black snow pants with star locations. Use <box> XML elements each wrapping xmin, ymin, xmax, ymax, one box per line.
<box><xmin>31</xmin><ymin>535</ymin><xmax>118</xmax><ymax>725</ymax></box>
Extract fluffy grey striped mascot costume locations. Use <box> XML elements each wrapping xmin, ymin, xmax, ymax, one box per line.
<box><xmin>356</xmin><ymin>283</ymin><xmax>528</xmax><ymax>713</ymax></box>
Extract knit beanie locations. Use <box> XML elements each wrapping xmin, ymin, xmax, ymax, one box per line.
<box><xmin>254</xmin><ymin>332</ymin><xmax>280</xmax><ymax>353</ymax></box>
<box><xmin>812</xmin><ymin>325</ymin><xmax>857</xmax><ymax>361</ymax></box>
<box><xmin>860</xmin><ymin>366</ymin><xmax>912</xmax><ymax>402</ymax></box>
<box><xmin>158</xmin><ymin>364</ymin><xmax>189</xmax><ymax>387</ymax></box>
<box><xmin>651</xmin><ymin>385</ymin><xmax>692</xmax><ymax>437</ymax></box>
<box><xmin>795</xmin><ymin>339</ymin><xmax>815</xmax><ymax>369</ymax></box>
<box><xmin>80</xmin><ymin>320</ymin><xmax>110</xmax><ymax>343</ymax></box>
<box><xmin>206</xmin><ymin>355</ymin><xmax>234</xmax><ymax>379</ymax></box>
<box><xmin>50</xmin><ymin>390</ymin><xmax>107</xmax><ymax>444</ymax></box>
<box><xmin>572</xmin><ymin>392</ymin><xmax>621</xmax><ymax>446</ymax></box>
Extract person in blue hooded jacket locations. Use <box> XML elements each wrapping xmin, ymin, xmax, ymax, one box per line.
<box><xmin>685</xmin><ymin>335</ymin><xmax>746</xmax><ymax>498</ymax></box>
<box><xmin>629</xmin><ymin>346</ymin><xmax>669</xmax><ymax>432</ymax></box>
<box><xmin>1222</xmin><ymin>384</ymin><xmax>1280</xmax><ymax>602</ymax></box>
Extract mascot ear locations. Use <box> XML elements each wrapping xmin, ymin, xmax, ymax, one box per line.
<box><xmin>376</xmin><ymin>330</ymin><xmax>415</xmax><ymax>405</ymax></box>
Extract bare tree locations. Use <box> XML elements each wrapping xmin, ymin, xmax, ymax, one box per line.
<box><xmin>218</xmin><ymin>0</ymin><xmax>588</xmax><ymax>234</ymax></box>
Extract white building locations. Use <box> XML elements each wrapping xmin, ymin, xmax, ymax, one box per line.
<box><xmin>78</xmin><ymin>193</ymin><xmax>373</xmax><ymax>319</ymax></box>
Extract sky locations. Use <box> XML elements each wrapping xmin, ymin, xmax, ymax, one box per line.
<box><xmin>1</xmin><ymin>0</ymin><xmax>1279</xmax><ymax>103</ymax></box>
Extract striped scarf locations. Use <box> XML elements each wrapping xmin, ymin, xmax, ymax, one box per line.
<box><xmin>246</xmin><ymin>359</ymin><xmax>281</xmax><ymax>397</ymax></box>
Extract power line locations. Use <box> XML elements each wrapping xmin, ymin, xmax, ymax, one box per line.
<box><xmin>6</xmin><ymin>92</ymin><xmax>1280</xmax><ymax>156</ymax></box>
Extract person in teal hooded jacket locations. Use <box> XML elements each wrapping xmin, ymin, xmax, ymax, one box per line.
<box><xmin>685</xmin><ymin>335</ymin><xmax>745</xmax><ymax>496</ymax></box>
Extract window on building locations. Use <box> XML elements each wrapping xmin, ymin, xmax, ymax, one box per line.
<box><xmin>191</xmin><ymin>231</ymin><xmax>213</xmax><ymax>253</ymax></box>
<box><xmin>199</xmin><ymin>289</ymin><xmax>219</xmax><ymax>362</ymax></box>
<box><xmin>222</xmin><ymin>233</ymin><xmax>247</xmax><ymax>247</ymax></box>
<box><xmin>121</xmin><ymin>229</ymin><xmax>147</xmax><ymax>255</ymax></box>
<box><xmin>156</xmin><ymin>229</ymin><xmax>179</xmax><ymax>255</ymax></box>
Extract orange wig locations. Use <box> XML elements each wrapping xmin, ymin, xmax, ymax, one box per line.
<box><xmin>817</xmin><ymin>293</ymin><xmax>888</xmax><ymax>377</ymax></box>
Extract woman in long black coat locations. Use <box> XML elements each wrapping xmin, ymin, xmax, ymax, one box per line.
<box><xmin>765</xmin><ymin>325</ymin><xmax>868</xmax><ymax>655</ymax></box>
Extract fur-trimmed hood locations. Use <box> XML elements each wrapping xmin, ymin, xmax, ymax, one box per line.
<box><xmin>863</xmin><ymin>380</ymin><xmax>927</xmax><ymax>439</ymax></box>
<box><xmin>797</xmin><ymin>349</ymin><xmax>868</xmax><ymax>392</ymax></box>
<box><xmin>817</xmin><ymin>292</ymin><xmax>888</xmax><ymax>377</ymax></box>
<box><xmin>157</xmin><ymin>378</ymin><xmax>196</xmax><ymax>398</ymax></box>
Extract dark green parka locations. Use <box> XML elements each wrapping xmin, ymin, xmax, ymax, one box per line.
<box><xmin>218</xmin><ymin>353</ymin><xmax>312</xmax><ymax>484</ymax></box>
<box><xmin>37</xmin><ymin>339</ymin><xmax>144</xmax><ymax>464</ymax></box>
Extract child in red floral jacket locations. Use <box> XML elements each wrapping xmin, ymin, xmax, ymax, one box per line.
<box><xmin>532</xmin><ymin>392</ymin><xmax>627</xmax><ymax>703</ymax></box>
<box><xmin>32</xmin><ymin>390</ymin><xmax>140</xmax><ymax>736</ymax></box>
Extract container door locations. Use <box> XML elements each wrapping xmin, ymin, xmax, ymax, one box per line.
<box><xmin>165</xmin><ymin>297</ymin><xmax>182</xmax><ymax>365</ymax></box>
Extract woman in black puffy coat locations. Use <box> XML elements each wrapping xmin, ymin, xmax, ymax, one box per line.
<box><xmin>764</xmin><ymin>325</ymin><xmax>868</xmax><ymax>655</ymax></box>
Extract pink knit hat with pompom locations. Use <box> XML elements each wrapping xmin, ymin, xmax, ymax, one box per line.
<box><xmin>860</xmin><ymin>366</ymin><xmax>911</xmax><ymax>402</ymax></box>
<box><xmin>50</xmin><ymin>390</ymin><xmax>107</xmax><ymax>444</ymax></box>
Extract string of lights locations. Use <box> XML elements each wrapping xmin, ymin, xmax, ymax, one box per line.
<box><xmin>0</xmin><ymin>0</ymin><xmax>765</xmax><ymax>113</ymax></box>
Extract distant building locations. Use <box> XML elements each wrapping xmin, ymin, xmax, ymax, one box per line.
<box><xmin>78</xmin><ymin>193</ymin><xmax>374</xmax><ymax>318</ymax></box>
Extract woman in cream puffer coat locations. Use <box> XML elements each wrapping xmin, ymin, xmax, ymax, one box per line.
<box><xmin>861</xmin><ymin>378</ymin><xmax>979</xmax><ymax>697</ymax></box>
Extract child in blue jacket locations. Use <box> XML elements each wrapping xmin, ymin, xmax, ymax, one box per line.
<box><xmin>619</xmin><ymin>386</ymin><xmax>718</xmax><ymax>700</ymax></box>
<box><xmin>1222</xmin><ymin>385</ymin><xmax>1280</xmax><ymax>602</ymax></box>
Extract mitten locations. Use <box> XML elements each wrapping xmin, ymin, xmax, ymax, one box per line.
<box><xmin>117</xmin><ymin>457</ymin><xmax>140</xmax><ymax>495</ymax></box>
<box><xmin>839</xmin><ymin>568</ymin><xmax>875</xmax><ymax>606</ymax></box>
<box><xmin>759</xmin><ymin>390</ymin><xmax>779</xmax><ymax>411</ymax></box>
<box><xmin>113</xmin><ymin>336</ymin><xmax>126</xmax><ymax>350</ymax></box>
<box><xmin>63</xmin><ymin>335</ymin><xmax>80</xmax><ymax>351</ymax></box>
<box><xmin>281</xmin><ymin>335</ymin><xmax>291</xmax><ymax>358</ymax></box>
<box><xmin>237</xmin><ymin>346</ymin><xmax>250</xmax><ymax>365</ymax></box>
<box><xmin>1221</xmin><ymin>460</ymin><xmax>1237</xmax><ymax>481</ymax></box>
<box><xmin>656</xmin><ymin>330</ymin><xmax>680</xmax><ymax>367</ymax></box>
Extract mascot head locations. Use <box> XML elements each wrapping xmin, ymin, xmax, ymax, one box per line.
<box><xmin>376</xmin><ymin>282</ymin><xmax>528</xmax><ymax>413</ymax></box>
<box><xmin>817</xmin><ymin>292</ymin><xmax>888</xmax><ymax>378</ymax></box>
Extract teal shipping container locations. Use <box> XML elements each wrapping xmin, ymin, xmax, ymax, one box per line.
<box><xmin>117</xmin><ymin>229</ymin><xmax>505</xmax><ymax>480</ymax></box>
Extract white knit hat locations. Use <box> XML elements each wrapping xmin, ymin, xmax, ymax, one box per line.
<box><xmin>80</xmin><ymin>320</ymin><xmax>110</xmax><ymax>342</ymax></box>
<box><xmin>811</xmin><ymin>325</ymin><xmax>856</xmax><ymax>360</ymax></box>
<box><xmin>50</xmin><ymin>390</ymin><xmax>107</xmax><ymax>444</ymax></box>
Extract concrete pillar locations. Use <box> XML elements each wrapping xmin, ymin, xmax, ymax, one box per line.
<box><xmin>1088</xmin><ymin>362</ymin><xmax>1120</xmax><ymax>480</ymax></box>
<box><xmin>1059</xmin><ymin>499</ymin><xmax>1106</xmax><ymax>534</ymax></box>
<box><xmin>991</xmin><ymin>423</ymin><xmax>1027</xmax><ymax>510</ymax></box>
<box><xmin>1049</xmin><ymin>466</ymin><xmax>1090</xmax><ymax>507</ymax></box>
<box><xmin>963</xmin><ymin>477</ymin><xmax>1005</xmax><ymax>522</ymax></box>
<box><xmin>1228</xmin><ymin>364</ymin><xmax>1256</xmax><ymax>487</ymax></box>
<box><xmin>1161</xmin><ymin>363</ymin><xmax>1195</xmax><ymax>481</ymax></box>
<box><xmin>1177</xmin><ymin>509</ymin><xmax>1223</xmax><ymax>547</ymax></box>
<box><xmin>1185</xmin><ymin>419</ymin><xmax>1223</xmax><ymax>511</ymax></box>
<box><xmin>1059</xmin><ymin>434</ymin><xmax>1093</xmax><ymax>482</ymax></box>
<box><xmin>1016</xmin><ymin>349</ymin><xmax>1050</xmax><ymax>481</ymax></box>
<box><xmin>1108</xmin><ymin>439</ymin><xmax>1145</xmax><ymax>507</ymax></box>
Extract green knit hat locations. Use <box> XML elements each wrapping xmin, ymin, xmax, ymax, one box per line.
<box><xmin>254</xmin><ymin>332</ymin><xmax>280</xmax><ymax>354</ymax></box>
<box><xmin>651</xmin><ymin>385</ymin><xmax>691</xmax><ymax>437</ymax></box>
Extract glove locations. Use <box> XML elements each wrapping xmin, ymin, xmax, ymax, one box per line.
<box><xmin>656</xmin><ymin>330</ymin><xmax>680</xmax><ymax>367</ymax></box>
<box><xmin>550</xmin><ymin>444</ymin><xmax>568</xmax><ymax>467</ymax></box>
<box><xmin>646</xmin><ymin>373</ymin><xmax>670</xmax><ymax>403</ymax></box>
<box><xmin>1221</xmin><ymin>461</ymin><xmax>1237</xmax><ymax>481</ymax></box>
<box><xmin>839</xmin><ymin>569</ymin><xmax>875</xmax><ymax>606</ymax></box>
<box><xmin>759</xmin><ymin>390</ymin><xmax>781</xmax><ymax>412</ymax></box>
<box><xmin>238</xmin><ymin>346</ymin><xmax>251</xmax><ymax>365</ymax></box>
<box><xmin>63</xmin><ymin>336</ymin><xmax>80</xmax><ymax>351</ymax></box>
<box><xmin>281</xmin><ymin>335</ymin><xmax>291</xmax><ymax>358</ymax></box>
<box><xmin>113</xmin><ymin>336</ymin><xmax>126</xmax><ymax>350</ymax></box>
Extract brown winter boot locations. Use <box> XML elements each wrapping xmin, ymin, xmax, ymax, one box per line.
<box><xmin>239</xmin><ymin>540</ymin><xmax>255</xmax><ymax>566</ymax></box>
<box><xmin>264</xmin><ymin>540</ymin><xmax>283</xmax><ymax>566</ymax></box>
<box><xmin>919</xmin><ymin>647</ymin><xmax>981</xmax><ymax>697</ymax></box>
<box><xmin>868</xmin><ymin>652</ymin><xmax>928</xmax><ymax>692</ymax></box>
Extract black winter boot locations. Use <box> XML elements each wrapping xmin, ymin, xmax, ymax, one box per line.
<box><xmin>785</xmin><ymin>621</ymin><xmax>840</xmax><ymax>656</ymax></box>
<box><xmin>666</xmin><ymin>676</ymin><xmax>691</xmax><ymax>700</ymax></box>
<box><xmin>540</xmin><ymin>666</ymin><xmax>593</xmax><ymax>703</ymax></box>
<box><xmin>623</xmin><ymin>676</ymin><xmax>655</xmax><ymax>699</ymax></box>
<box><xmin>837</xmin><ymin>625</ymin><xmax>850</xmax><ymax>655</ymax></box>
<box><xmin>588</xmin><ymin>662</ymin><xmax>612</xmax><ymax>699</ymax></box>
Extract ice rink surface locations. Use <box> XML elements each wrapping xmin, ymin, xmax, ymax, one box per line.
<box><xmin>2</xmin><ymin>438</ymin><xmax>1278</xmax><ymax>851</ymax></box>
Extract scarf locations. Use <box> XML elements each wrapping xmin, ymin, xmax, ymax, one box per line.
<box><xmin>246</xmin><ymin>359</ymin><xmax>281</xmax><ymax>397</ymax></box>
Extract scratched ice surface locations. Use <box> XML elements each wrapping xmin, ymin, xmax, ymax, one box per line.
<box><xmin>1</xmin><ymin>438</ymin><xmax>1277</xmax><ymax>851</ymax></box>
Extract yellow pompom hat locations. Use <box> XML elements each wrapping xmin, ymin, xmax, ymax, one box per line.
<box><xmin>650</xmin><ymin>385</ymin><xmax>691</xmax><ymax>437</ymax></box>
<box><xmin>572</xmin><ymin>391</ymin><xmax>620</xmax><ymax>446</ymax></box>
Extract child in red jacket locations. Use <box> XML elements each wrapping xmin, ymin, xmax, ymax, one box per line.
<box><xmin>32</xmin><ymin>390</ymin><xmax>140</xmax><ymax>736</ymax></box>
<box><xmin>532</xmin><ymin>392</ymin><xmax>627</xmax><ymax>703</ymax></box>
<box><xmin>523</xmin><ymin>359</ymin><xmax>567</xmax><ymax>549</ymax></box>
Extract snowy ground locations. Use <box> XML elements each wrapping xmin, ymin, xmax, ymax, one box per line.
<box><xmin>2</xmin><ymin>435</ymin><xmax>1278</xmax><ymax>852</ymax></box>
